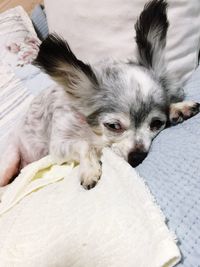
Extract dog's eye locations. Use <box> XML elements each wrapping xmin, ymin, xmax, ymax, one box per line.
<box><xmin>150</xmin><ymin>119</ymin><xmax>165</xmax><ymax>131</ymax></box>
<box><xmin>104</xmin><ymin>122</ymin><xmax>123</xmax><ymax>133</ymax></box>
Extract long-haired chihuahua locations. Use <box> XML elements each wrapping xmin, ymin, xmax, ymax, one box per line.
<box><xmin>0</xmin><ymin>0</ymin><xmax>199</xmax><ymax>189</ymax></box>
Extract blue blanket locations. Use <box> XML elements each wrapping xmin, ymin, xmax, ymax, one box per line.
<box><xmin>137</xmin><ymin>66</ymin><xmax>200</xmax><ymax>267</ymax></box>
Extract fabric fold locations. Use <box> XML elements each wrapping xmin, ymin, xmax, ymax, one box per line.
<box><xmin>0</xmin><ymin>148</ymin><xmax>181</xmax><ymax>267</ymax></box>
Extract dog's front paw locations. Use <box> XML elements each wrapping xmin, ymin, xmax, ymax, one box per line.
<box><xmin>80</xmin><ymin>161</ymin><xmax>102</xmax><ymax>190</ymax></box>
<box><xmin>169</xmin><ymin>101</ymin><xmax>200</xmax><ymax>125</ymax></box>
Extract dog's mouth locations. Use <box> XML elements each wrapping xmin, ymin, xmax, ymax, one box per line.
<box><xmin>127</xmin><ymin>151</ymin><xmax>148</xmax><ymax>167</ymax></box>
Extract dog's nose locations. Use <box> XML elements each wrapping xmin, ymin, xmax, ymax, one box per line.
<box><xmin>128</xmin><ymin>150</ymin><xmax>148</xmax><ymax>168</ymax></box>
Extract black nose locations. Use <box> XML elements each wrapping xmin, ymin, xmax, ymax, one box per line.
<box><xmin>128</xmin><ymin>151</ymin><xmax>148</xmax><ymax>167</ymax></box>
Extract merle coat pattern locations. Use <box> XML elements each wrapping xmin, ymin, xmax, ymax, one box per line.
<box><xmin>0</xmin><ymin>0</ymin><xmax>199</xmax><ymax>189</ymax></box>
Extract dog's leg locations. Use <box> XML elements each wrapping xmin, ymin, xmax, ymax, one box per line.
<box><xmin>79</xmin><ymin>145</ymin><xmax>102</xmax><ymax>190</ymax></box>
<box><xmin>0</xmin><ymin>142</ymin><xmax>21</xmax><ymax>186</ymax></box>
<box><xmin>169</xmin><ymin>101</ymin><xmax>200</xmax><ymax>125</ymax></box>
<box><xmin>50</xmin><ymin>139</ymin><xmax>102</xmax><ymax>190</ymax></box>
<box><xmin>50</xmin><ymin>107</ymin><xmax>103</xmax><ymax>189</ymax></box>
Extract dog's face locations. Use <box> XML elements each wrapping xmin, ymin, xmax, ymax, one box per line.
<box><xmin>35</xmin><ymin>0</ymin><xmax>170</xmax><ymax>167</ymax></box>
<box><xmin>86</xmin><ymin>61</ymin><xmax>168</xmax><ymax>166</ymax></box>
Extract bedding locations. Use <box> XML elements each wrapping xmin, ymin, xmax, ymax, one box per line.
<box><xmin>31</xmin><ymin>4</ymin><xmax>49</xmax><ymax>40</ymax></box>
<box><xmin>0</xmin><ymin>63</ymin><xmax>33</xmax><ymax>151</ymax></box>
<box><xmin>137</xmin><ymin>65</ymin><xmax>200</xmax><ymax>267</ymax></box>
<box><xmin>0</xmin><ymin>6</ymin><xmax>54</xmax><ymax>152</ymax></box>
<box><xmin>0</xmin><ymin>149</ymin><xmax>180</xmax><ymax>267</ymax></box>
<box><xmin>0</xmin><ymin>6</ymin><xmax>39</xmax><ymax>68</ymax></box>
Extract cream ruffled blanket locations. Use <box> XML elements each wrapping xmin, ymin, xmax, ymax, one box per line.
<box><xmin>0</xmin><ymin>148</ymin><xmax>181</xmax><ymax>267</ymax></box>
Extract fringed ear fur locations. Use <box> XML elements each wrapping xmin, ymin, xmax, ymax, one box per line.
<box><xmin>135</xmin><ymin>0</ymin><xmax>169</xmax><ymax>79</ymax></box>
<box><xmin>34</xmin><ymin>34</ymin><xmax>98</xmax><ymax>98</ymax></box>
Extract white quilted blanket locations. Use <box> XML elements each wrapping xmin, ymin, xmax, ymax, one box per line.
<box><xmin>0</xmin><ymin>149</ymin><xmax>181</xmax><ymax>267</ymax></box>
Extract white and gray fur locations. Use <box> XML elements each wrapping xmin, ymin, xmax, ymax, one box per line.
<box><xmin>0</xmin><ymin>0</ymin><xmax>199</xmax><ymax>189</ymax></box>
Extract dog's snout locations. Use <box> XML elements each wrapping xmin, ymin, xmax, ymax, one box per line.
<box><xmin>128</xmin><ymin>150</ymin><xmax>148</xmax><ymax>168</ymax></box>
<box><xmin>134</xmin><ymin>141</ymin><xmax>145</xmax><ymax>151</ymax></box>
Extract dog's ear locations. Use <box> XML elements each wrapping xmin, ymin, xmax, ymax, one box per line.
<box><xmin>135</xmin><ymin>0</ymin><xmax>169</xmax><ymax>79</ymax></box>
<box><xmin>34</xmin><ymin>34</ymin><xmax>98</xmax><ymax>98</ymax></box>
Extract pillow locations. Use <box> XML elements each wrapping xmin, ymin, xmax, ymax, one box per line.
<box><xmin>0</xmin><ymin>63</ymin><xmax>33</xmax><ymax>152</ymax></box>
<box><xmin>0</xmin><ymin>6</ymin><xmax>41</xmax><ymax>151</ymax></box>
<box><xmin>44</xmin><ymin>0</ymin><xmax>200</xmax><ymax>85</ymax></box>
<box><xmin>0</xmin><ymin>6</ymin><xmax>40</xmax><ymax>67</ymax></box>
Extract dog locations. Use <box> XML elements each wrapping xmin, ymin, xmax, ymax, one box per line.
<box><xmin>0</xmin><ymin>0</ymin><xmax>199</xmax><ymax>189</ymax></box>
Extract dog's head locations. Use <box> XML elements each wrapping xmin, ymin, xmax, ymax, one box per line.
<box><xmin>35</xmin><ymin>0</ymin><xmax>171</xmax><ymax>167</ymax></box>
